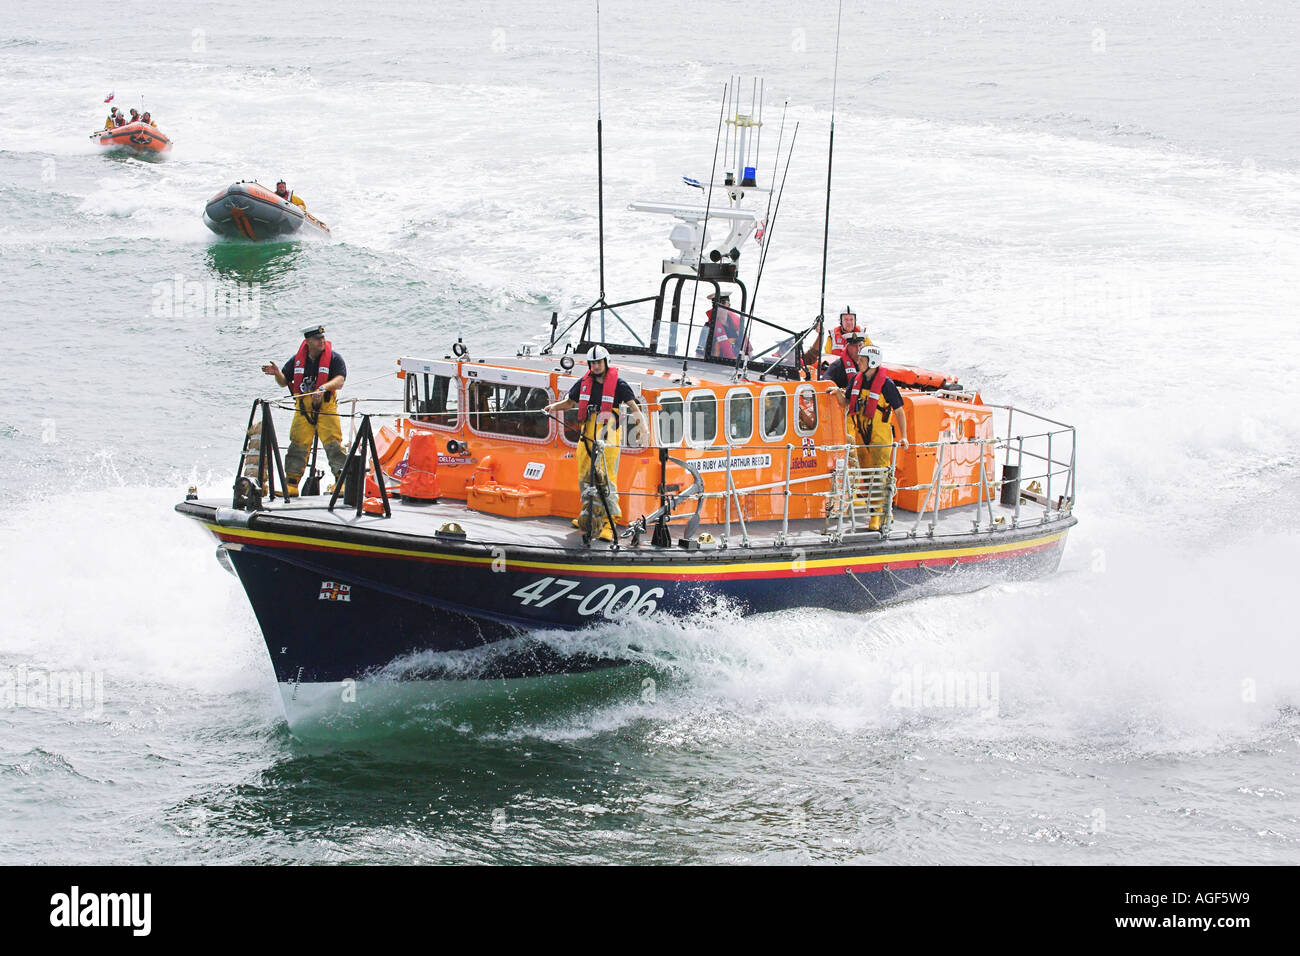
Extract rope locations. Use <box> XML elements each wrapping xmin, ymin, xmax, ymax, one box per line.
<box><xmin>844</xmin><ymin>568</ymin><xmax>878</xmax><ymax>603</ymax></box>
<box><xmin>258</xmin><ymin>369</ymin><xmax>399</xmax><ymax>404</ymax></box>
<box><xmin>917</xmin><ymin>560</ymin><xmax>958</xmax><ymax>578</ymax></box>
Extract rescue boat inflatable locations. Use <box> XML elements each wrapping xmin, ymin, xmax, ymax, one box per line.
<box><xmin>90</xmin><ymin>121</ymin><xmax>171</xmax><ymax>157</ymax></box>
<box><xmin>202</xmin><ymin>181</ymin><xmax>330</xmax><ymax>241</ymax></box>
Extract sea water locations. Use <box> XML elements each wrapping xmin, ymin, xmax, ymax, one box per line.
<box><xmin>0</xmin><ymin>0</ymin><xmax>1297</xmax><ymax>864</ymax></box>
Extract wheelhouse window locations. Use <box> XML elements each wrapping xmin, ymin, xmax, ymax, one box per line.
<box><xmin>794</xmin><ymin>384</ymin><xmax>818</xmax><ymax>436</ymax></box>
<box><xmin>562</xmin><ymin>406</ymin><xmax>581</xmax><ymax>444</ymax></box>
<box><xmin>688</xmin><ymin>392</ymin><xmax>717</xmax><ymax>447</ymax></box>
<box><xmin>762</xmin><ymin>388</ymin><xmax>787</xmax><ymax>440</ymax></box>
<box><xmin>727</xmin><ymin>390</ymin><xmax>754</xmax><ymax>445</ymax></box>
<box><xmin>467</xmin><ymin>381</ymin><xmax>550</xmax><ymax>439</ymax></box>
<box><xmin>406</xmin><ymin>373</ymin><xmax>460</xmax><ymax>428</ymax></box>
<box><xmin>657</xmin><ymin>393</ymin><xmax>684</xmax><ymax>446</ymax></box>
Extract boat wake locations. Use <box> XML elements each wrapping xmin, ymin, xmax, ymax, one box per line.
<box><xmin>3</xmin><ymin>486</ymin><xmax>1297</xmax><ymax>755</ymax></box>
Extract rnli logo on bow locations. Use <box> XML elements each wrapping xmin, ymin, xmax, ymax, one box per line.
<box><xmin>319</xmin><ymin>581</ymin><xmax>351</xmax><ymax>602</ymax></box>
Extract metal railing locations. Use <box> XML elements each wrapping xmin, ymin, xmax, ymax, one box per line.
<box><xmin>232</xmin><ymin>394</ymin><xmax>1075</xmax><ymax>546</ymax></box>
<box><xmin>891</xmin><ymin>403</ymin><xmax>1076</xmax><ymax>537</ymax></box>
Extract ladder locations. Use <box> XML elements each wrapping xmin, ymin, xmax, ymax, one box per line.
<box><xmin>828</xmin><ymin>458</ymin><xmax>894</xmax><ymax>534</ymax></box>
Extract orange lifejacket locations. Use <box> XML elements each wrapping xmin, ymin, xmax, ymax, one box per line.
<box><xmin>847</xmin><ymin>366</ymin><xmax>889</xmax><ymax>427</ymax></box>
<box><xmin>709</xmin><ymin>308</ymin><xmax>743</xmax><ymax>359</ymax></box>
<box><xmin>828</xmin><ymin>322</ymin><xmax>871</xmax><ymax>358</ymax></box>
<box><xmin>577</xmin><ymin>367</ymin><xmax>620</xmax><ymax>424</ymax></box>
<box><xmin>291</xmin><ymin>340</ymin><xmax>333</xmax><ymax>395</ymax></box>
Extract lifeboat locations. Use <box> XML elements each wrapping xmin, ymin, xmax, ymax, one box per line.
<box><xmin>174</xmin><ymin>81</ymin><xmax>1077</xmax><ymax>725</ymax></box>
<box><xmin>202</xmin><ymin>181</ymin><xmax>330</xmax><ymax>241</ymax></box>
<box><xmin>90</xmin><ymin>121</ymin><xmax>171</xmax><ymax>157</ymax></box>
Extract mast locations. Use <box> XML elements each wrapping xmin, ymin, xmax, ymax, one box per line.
<box><xmin>680</xmin><ymin>83</ymin><xmax>730</xmax><ymax>383</ymax></box>
<box><xmin>595</xmin><ymin>1</ymin><xmax>606</xmax><ymax>303</ymax></box>
<box><xmin>816</xmin><ymin>0</ymin><xmax>844</xmax><ymax>368</ymax></box>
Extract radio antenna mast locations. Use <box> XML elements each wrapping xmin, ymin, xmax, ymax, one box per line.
<box><xmin>816</xmin><ymin>0</ymin><xmax>844</xmax><ymax>341</ymax></box>
<box><xmin>595</xmin><ymin>1</ymin><xmax>607</xmax><ymax>303</ymax></box>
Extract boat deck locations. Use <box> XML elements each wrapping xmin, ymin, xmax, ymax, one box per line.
<box><xmin>195</xmin><ymin>489</ymin><xmax>1070</xmax><ymax>555</ymax></box>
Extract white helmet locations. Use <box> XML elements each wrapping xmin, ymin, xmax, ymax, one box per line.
<box><xmin>586</xmin><ymin>345</ymin><xmax>611</xmax><ymax>365</ymax></box>
<box><xmin>861</xmin><ymin>344</ymin><xmax>882</xmax><ymax>368</ymax></box>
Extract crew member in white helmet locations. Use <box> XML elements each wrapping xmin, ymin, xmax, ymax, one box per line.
<box><xmin>543</xmin><ymin>346</ymin><xmax>648</xmax><ymax>542</ymax></box>
<box><xmin>825</xmin><ymin>334</ymin><xmax>907</xmax><ymax>530</ymax></box>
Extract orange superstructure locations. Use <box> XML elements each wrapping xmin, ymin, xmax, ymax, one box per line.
<box><xmin>391</xmin><ymin>353</ymin><xmax>999</xmax><ymax>528</ymax></box>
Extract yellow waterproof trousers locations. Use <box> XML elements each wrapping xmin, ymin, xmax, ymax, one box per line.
<box><xmin>285</xmin><ymin>395</ymin><xmax>347</xmax><ymax>490</ymax></box>
<box><xmin>850</xmin><ymin>410</ymin><xmax>894</xmax><ymax>530</ymax></box>
<box><xmin>575</xmin><ymin>417</ymin><xmax>621</xmax><ymax>534</ymax></box>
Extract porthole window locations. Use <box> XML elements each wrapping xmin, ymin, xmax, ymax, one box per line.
<box><xmin>761</xmin><ymin>388</ymin><xmax>787</xmax><ymax>441</ymax></box>
<box><xmin>687</xmin><ymin>392</ymin><xmax>718</xmax><ymax>447</ymax></box>
<box><xmin>657</xmin><ymin>393</ymin><xmax>684</xmax><ymax>446</ymax></box>
<box><xmin>794</xmin><ymin>384</ymin><xmax>818</xmax><ymax>436</ymax></box>
<box><xmin>727</xmin><ymin>390</ymin><xmax>754</xmax><ymax>445</ymax></box>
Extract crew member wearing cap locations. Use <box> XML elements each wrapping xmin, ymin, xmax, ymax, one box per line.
<box><xmin>825</xmin><ymin>333</ymin><xmax>907</xmax><ymax>530</ymax></box>
<box><xmin>104</xmin><ymin>106</ymin><xmax>119</xmax><ymax>129</ymax></box>
<box><xmin>542</xmin><ymin>345</ymin><xmax>648</xmax><ymax>542</ymax></box>
<box><xmin>696</xmin><ymin>291</ymin><xmax>750</xmax><ymax>360</ymax></box>
<box><xmin>275</xmin><ymin>180</ymin><xmax>306</xmax><ymax>210</ymax></box>
<box><xmin>261</xmin><ymin>325</ymin><xmax>348</xmax><ymax>496</ymax></box>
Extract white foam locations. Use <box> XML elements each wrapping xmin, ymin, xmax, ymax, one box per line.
<box><xmin>0</xmin><ymin>487</ymin><xmax>269</xmax><ymax>694</ymax></box>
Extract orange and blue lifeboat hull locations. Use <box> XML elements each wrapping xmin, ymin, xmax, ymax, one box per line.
<box><xmin>91</xmin><ymin>121</ymin><xmax>171</xmax><ymax>157</ymax></box>
<box><xmin>203</xmin><ymin>182</ymin><xmax>330</xmax><ymax>241</ymax></box>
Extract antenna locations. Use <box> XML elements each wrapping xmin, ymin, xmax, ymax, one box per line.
<box><xmin>815</xmin><ymin>0</ymin><xmax>844</xmax><ymax>371</ymax></box>
<box><xmin>680</xmin><ymin>83</ymin><xmax>729</xmax><ymax>383</ymax></box>
<box><xmin>595</xmin><ymin>1</ymin><xmax>606</xmax><ymax>303</ymax></box>
<box><xmin>752</xmin><ymin>100</ymin><xmax>788</xmax><ymax>294</ymax></box>
<box><xmin>738</xmin><ymin>122</ymin><xmax>798</xmax><ymax>378</ymax></box>
<box><xmin>750</xmin><ymin>121</ymin><xmax>798</xmax><ymax>316</ymax></box>
<box><xmin>722</xmin><ymin>75</ymin><xmax>733</xmax><ymax>183</ymax></box>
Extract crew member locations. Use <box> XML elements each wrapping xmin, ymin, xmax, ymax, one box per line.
<box><xmin>261</xmin><ymin>324</ymin><xmax>348</xmax><ymax>496</ymax></box>
<box><xmin>114</xmin><ymin>110</ymin><xmax>127</xmax><ymax>127</ymax></box>
<box><xmin>805</xmin><ymin>306</ymin><xmax>871</xmax><ymax>365</ymax></box>
<box><xmin>542</xmin><ymin>345</ymin><xmax>648</xmax><ymax>542</ymax></box>
<box><xmin>104</xmin><ymin>106</ymin><xmax>119</xmax><ymax>129</ymax></box>
<box><xmin>697</xmin><ymin>291</ymin><xmax>749</xmax><ymax>360</ymax></box>
<box><xmin>141</xmin><ymin>111</ymin><xmax>157</xmax><ymax>129</ymax></box>
<box><xmin>825</xmin><ymin>334</ymin><xmax>907</xmax><ymax>530</ymax></box>
<box><xmin>275</xmin><ymin>179</ymin><xmax>306</xmax><ymax>210</ymax></box>
<box><xmin>128</xmin><ymin>108</ymin><xmax>140</xmax><ymax>124</ymax></box>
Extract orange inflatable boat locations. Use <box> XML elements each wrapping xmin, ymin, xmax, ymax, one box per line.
<box><xmin>91</xmin><ymin>121</ymin><xmax>172</xmax><ymax>157</ymax></box>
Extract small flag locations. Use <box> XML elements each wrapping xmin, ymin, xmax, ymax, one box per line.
<box><xmin>754</xmin><ymin>217</ymin><xmax>767</xmax><ymax>244</ymax></box>
<box><xmin>104</xmin><ymin>92</ymin><xmax>115</xmax><ymax>103</ymax></box>
<box><xmin>682</xmin><ymin>176</ymin><xmax>703</xmax><ymax>190</ymax></box>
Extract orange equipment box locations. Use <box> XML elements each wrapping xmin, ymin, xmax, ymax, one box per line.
<box><xmin>893</xmin><ymin>392</ymin><xmax>997</xmax><ymax>512</ymax></box>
